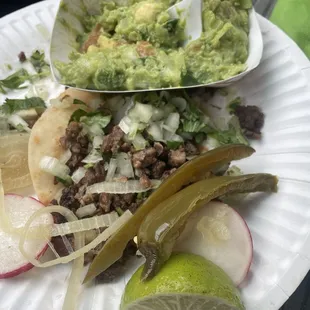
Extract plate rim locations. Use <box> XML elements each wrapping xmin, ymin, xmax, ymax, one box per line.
<box><xmin>0</xmin><ymin>2</ymin><xmax>310</xmax><ymax>310</ymax></box>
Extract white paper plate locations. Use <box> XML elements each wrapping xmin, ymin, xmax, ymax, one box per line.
<box><xmin>1</xmin><ymin>1</ymin><xmax>310</xmax><ymax>310</ymax></box>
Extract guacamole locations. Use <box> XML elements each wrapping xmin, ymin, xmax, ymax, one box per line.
<box><xmin>56</xmin><ymin>0</ymin><xmax>252</xmax><ymax>91</ymax></box>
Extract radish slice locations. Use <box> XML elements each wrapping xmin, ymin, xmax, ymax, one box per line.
<box><xmin>0</xmin><ymin>195</ymin><xmax>53</xmax><ymax>279</ymax></box>
<box><xmin>174</xmin><ymin>201</ymin><xmax>253</xmax><ymax>286</ymax></box>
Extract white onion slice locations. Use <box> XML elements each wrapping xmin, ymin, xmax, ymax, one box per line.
<box><xmin>86</xmin><ymin>180</ymin><xmax>161</xmax><ymax>194</ymax></box>
<box><xmin>19</xmin><ymin>208</ymin><xmax>132</xmax><ymax>267</ymax></box>
<box><xmin>51</xmin><ymin>212</ymin><xmax>119</xmax><ymax>237</ymax></box>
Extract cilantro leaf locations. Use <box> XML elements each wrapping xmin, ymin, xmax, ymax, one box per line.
<box><xmin>80</xmin><ymin>114</ymin><xmax>112</xmax><ymax>129</ymax></box>
<box><xmin>30</xmin><ymin>50</ymin><xmax>50</xmax><ymax>74</ymax></box>
<box><xmin>166</xmin><ymin>141</ymin><xmax>183</xmax><ymax>150</ymax></box>
<box><xmin>73</xmin><ymin>99</ymin><xmax>87</xmax><ymax>106</ymax></box>
<box><xmin>70</xmin><ymin>109</ymin><xmax>112</xmax><ymax>130</ymax></box>
<box><xmin>70</xmin><ymin>109</ymin><xmax>89</xmax><ymax>122</ymax></box>
<box><xmin>0</xmin><ymin>69</ymin><xmax>31</xmax><ymax>93</ymax></box>
<box><xmin>0</xmin><ymin>97</ymin><xmax>46</xmax><ymax>115</ymax></box>
<box><xmin>210</xmin><ymin>116</ymin><xmax>249</xmax><ymax>146</ymax></box>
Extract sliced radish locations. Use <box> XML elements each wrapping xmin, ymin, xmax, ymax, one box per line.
<box><xmin>0</xmin><ymin>195</ymin><xmax>53</xmax><ymax>279</ymax></box>
<box><xmin>174</xmin><ymin>201</ymin><xmax>253</xmax><ymax>286</ymax></box>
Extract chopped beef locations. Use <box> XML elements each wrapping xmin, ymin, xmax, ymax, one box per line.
<box><xmin>132</xmin><ymin>147</ymin><xmax>157</xmax><ymax>169</ymax></box>
<box><xmin>59</xmin><ymin>185</ymin><xmax>79</xmax><ymax>210</ymax></box>
<box><xmin>154</xmin><ymin>142</ymin><xmax>164</xmax><ymax>156</ymax></box>
<box><xmin>65</xmin><ymin>122</ymin><xmax>83</xmax><ymax>142</ymax></box>
<box><xmin>139</xmin><ymin>174</ymin><xmax>151</xmax><ymax>189</ymax></box>
<box><xmin>185</xmin><ymin>141</ymin><xmax>199</xmax><ymax>156</ymax></box>
<box><xmin>68</xmin><ymin>154</ymin><xmax>85</xmax><ymax>171</ymax></box>
<box><xmin>123</xmin><ymin>193</ymin><xmax>135</xmax><ymax>205</ymax></box>
<box><xmin>140</xmin><ymin>167</ymin><xmax>151</xmax><ymax>176</ymax></box>
<box><xmin>80</xmin><ymin>161</ymin><xmax>106</xmax><ymax>187</ymax></box>
<box><xmin>112</xmin><ymin>194</ymin><xmax>137</xmax><ymax>212</ymax></box>
<box><xmin>26</xmin><ymin>119</ymin><xmax>38</xmax><ymax>129</ymax></box>
<box><xmin>162</xmin><ymin>168</ymin><xmax>177</xmax><ymax>180</ymax></box>
<box><xmin>151</xmin><ymin>161</ymin><xmax>166</xmax><ymax>179</ymax></box>
<box><xmin>51</xmin><ymin>212</ymin><xmax>67</xmax><ymax>224</ymax></box>
<box><xmin>234</xmin><ymin>105</ymin><xmax>264</xmax><ymax>139</ymax></box>
<box><xmin>94</xmin><ymin>161</ymin><xmax>106</xmax><ymax>182</ymax></box>
<box><xmin>120</xmin><ymin>142</ymin><xmax>131</xmax><ymax>153</ymax></box>
<box><xmin>60</xmin><ymin>122</ymin><xmax>90</xmax><ymax>171</ymax></box>
<box><xmin>128</xmin><ymin>202</ymin><xmax>141</xmax><ymax>214</ymax></box>
<box><xmin>96</xmin><ymin>241</ymin><xmax>137</xmax><ymax>283</ymax></box>
<box><xmin>52</xmin><ymin>235</ymin><xmax>74</xmax><ymax>257</ymax></box>
<box><xmin>79</xmin><ymin>193</ymin><xmax>97</xmax><ymax>206</ymax></box>
<box><xmin>18</xmin><ymin>51</ymin><xmax>27</xmax><ymax>63</ymax></box>
<box><xmin>168</xmin><ymin>148</ymin><xmax>186</xmax><ymax>167</ymax></box>
<box><xmin>158</xmin><ymin>145</ymin><xmax>169</xmax><ymax>161</ymax></box>
<box><xmin>99</xmin><ymin>193</ymin><xmax>112</xmax><ymax>213</ymax></box>
<box><xmin>101</xmin><ymin>126</ymin><xmax>124</xmax><ymax>154</ymax></box>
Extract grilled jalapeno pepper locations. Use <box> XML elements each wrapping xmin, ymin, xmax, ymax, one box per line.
<box><xmin>84</xmin><ymin>144</ymin><xmax>255</xmax><ymax>283</ymax></box>
<box><xmin>138</xmin><ymin>173</ymin><xmax>278</xmax><ymax>281</ymax></box>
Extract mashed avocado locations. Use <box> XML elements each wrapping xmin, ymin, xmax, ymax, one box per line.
<box><xmin>56</xmin><ymin>0</ymin><xmax>252</xmax><ymax>90</ymax></box>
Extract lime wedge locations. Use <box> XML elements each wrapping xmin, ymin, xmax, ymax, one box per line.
<box><xmin>121</xmin><ymin>253</ymin><xmax>245</xmax><ymax>310</ymax></box>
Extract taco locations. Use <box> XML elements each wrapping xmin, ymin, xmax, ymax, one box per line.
<box><xmin>28</xmin><ymin>87</ymin><xmax>260</xmax><ymax>280</ymax></box>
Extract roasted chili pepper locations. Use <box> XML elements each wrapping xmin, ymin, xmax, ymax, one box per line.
<box><xmin>138</xmin><ymin>173</ymin><xmax>278</xmax><ymax>281</ymax></box>
<box><xmin>84</xmin><ymin>144</ymin><xmax>254</xmax><ymax>283</ymax></box>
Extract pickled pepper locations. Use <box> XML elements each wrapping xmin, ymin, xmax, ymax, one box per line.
<box><xmin>138</xmin><ymin>174</ymin><xmax>278</xmax><ymax>281</ymax></box>
<box><xmin>84</xmin><ymin>144</ymin><xmax>255</xmax><ymax>283</ymax></box>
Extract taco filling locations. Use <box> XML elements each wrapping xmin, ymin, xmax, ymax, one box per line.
<box><xmin>28</xmin><ymin>87</ymin><xmax>264</xmax><ymax>281</ymax></box>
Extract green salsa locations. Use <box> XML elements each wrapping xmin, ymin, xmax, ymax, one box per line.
<box><xmin>56</xmin><ymin>0</ymin><xmax>252</xmax><ymax>90</ymax></box>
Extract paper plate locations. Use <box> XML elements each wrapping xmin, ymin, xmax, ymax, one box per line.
<box><xmin>49</xmin><ymin>0</ymin><xmax>263</xmax><ymax>93</ymax></box>
<box><xmin>0</xmin><ymin>1</ymin><xmax>310</xmax><ymax>310</ymax></box>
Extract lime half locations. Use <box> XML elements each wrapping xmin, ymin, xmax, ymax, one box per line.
<box><xmin>121</xmin><ymin>253</ymin><xmax>245</xmax><ymax>310</ymax></box>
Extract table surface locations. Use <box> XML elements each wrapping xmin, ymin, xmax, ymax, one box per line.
<box><xmin>0</xmin><ymin>1</ymin><xmax>309</xmax><ymax>309</ymax></box>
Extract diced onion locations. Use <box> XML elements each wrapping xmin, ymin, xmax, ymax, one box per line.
<box><xmin>128</xmin><ymin>102</ymin><xmax>153</xmax><ymax>123</ymax></box>
<box><xmin>119</xmin><ymin>116</ymin><xmax>132</xmax><ymax>134</ymax></box>
<box><xmin>164</xmin><ymin>113</ymin><xmax>180</xmax><ymax>134</ymax></box>
<box><xmin>132</xmin><ymin>133</ymin><xmax>147</xmax><ymax>150</ymax></box>
<box><xmin>76</xmin><ymin>204</ymin><xmax>97</xmax><ymax>218</ymax></box>
<box><xmin>72</xmin><ymin>167</ymin><xmax>87</xmax><ymax>184</ymax></box>
<box><xmin>200</xmin><ymin>137</ymin><xmax>221</xmax><ymax>152</ymax></box>
<box><xmin>93</xmin><ymin>135</ymin><xmax>104</xmax><ymax>149</ymax></box>
<box><xmin>88</xmin><ymin>123</ymin><xmax>103</xmax><ymax>136</ymax></box>
<box><xmin>39</xmin><ymin>156</ymin><xmax>71</xmax><ymax>181</ymax></box>
<box><xmin>106</xmin><ymin>158</ymin><xmax>117</xmax><ymax>181</ymax></box>
<box><xmin>8</xmin><ymin>114</ymin><xmax>31</xmax><ymax>132</ymax></box>
<box><xmin>81</xmin><ymin>149</ymin><xmax>102</xmax><ymax>164</ymax></box>
<box><xmin>151</xmin><ymin>108</ymin><xmax>165</xmax><ymax>121</ymax></box>
<box><xmin>147</xmin><ymin>122</ymin><xmax>163</xmax><ymax>141</ymax></box>
<box><xmin>116</xmin><ymin>153</ymin><xmax>134</xmax><ymax>178</ymax></box>
<box><xmin>169</xmin><ymin>134</ymin><xmax>184</xmax><ymax>142</ymax></box>
<box><xmin>170</xmin><ymin>97</ymin><xmax>187</xmax><ymax>112</ymax></box>
<box><xmin>19</xmin><ymin>207</ymin><xmax>133</xmax><ymax>267</ymax></box>
<box><xmin>59</xmin><ymin>149</ymin><xmax>72</xmax><ymax>164</ymax></box>
<box><xmin>86</xmin><ymin>180</ymin><xmax>161</xmax><ymax>194</ymax></box>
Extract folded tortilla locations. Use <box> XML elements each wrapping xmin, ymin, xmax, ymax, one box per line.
<box><xmin>28</xmin><ymin>89</ymin><xmax>101</xmax><ymax>205</ymax></box>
